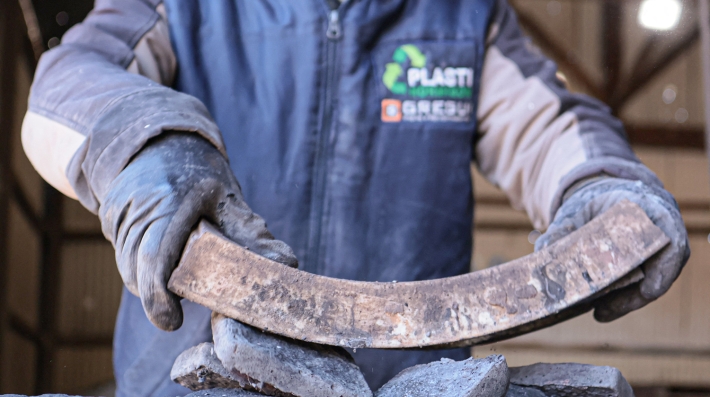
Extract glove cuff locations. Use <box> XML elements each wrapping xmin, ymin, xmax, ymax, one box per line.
<box><xmin>549</xmin><ymin>157</ymin><xmax>665</xmax><ymax>223</ymax></box>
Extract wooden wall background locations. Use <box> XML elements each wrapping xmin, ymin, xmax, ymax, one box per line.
<box><xmin>1</xmin><ymin>0</ymin><xmax>710</xmax><ymax>394</ymax></box>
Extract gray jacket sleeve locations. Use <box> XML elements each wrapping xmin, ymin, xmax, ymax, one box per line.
<box><xmin>475</xmin><ymin>0</ymin><xmax>663</xmax><ymax>229</ymax></box>
<box><xmin>22</xmin><ymin>0</ymin><xmax>226</xmax><ymax>213</ymax></box>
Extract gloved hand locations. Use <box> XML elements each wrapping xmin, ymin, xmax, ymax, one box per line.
<box><xmin>100</xmin><ymin>132</ymin><xmax>298</xmax><ymax>331</ymax></box>
<box><xmin>535</xmin><ymin>177</ymin><xmax>689</xmax><ymax>322</ymax></box>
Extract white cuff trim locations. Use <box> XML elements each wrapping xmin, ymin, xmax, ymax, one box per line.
<box><xmin>21</xmin><ymin>111</ymin><xmax>86</xmax><ymax>199</ymax></box>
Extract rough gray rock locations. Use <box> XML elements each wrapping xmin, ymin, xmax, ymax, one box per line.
<box><xmin>171</xmin><ymin>342</ymin><xmax>259</xmax><ymax>391</ymax></box>
<box><xmin>505</xmin><ymin>384</ymin><xmax>547</xmax><ymax>397</ymax></box>
<box><xmin>375</xmin><ymin>355</ymin><xmax>509</xmax><ymax>397</ymax></box>
<box><xmin>184</xmin><ymin>389</ymin><xmax>265</xmax><ymax>397</ymax></box>
<box><xmin>509</xmin><ymin>362</ymin><xmax>634</xmax><ymax>397</ymax></box>
<box><xmin>212</xmin><ymin>313</ymin><xmax>372</xmax><ymax>397</ymax></box>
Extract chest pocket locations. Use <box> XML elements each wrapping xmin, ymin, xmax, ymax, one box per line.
<box><xmin>372</xmin><ymin>40</ymin><xmax>480</xmax><ymax>131</ymax></box>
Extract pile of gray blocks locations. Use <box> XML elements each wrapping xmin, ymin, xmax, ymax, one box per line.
<box><xmin>168</xmin><ymin>316</ymin><xmax>635</xmax><ymax>397</ymax></box>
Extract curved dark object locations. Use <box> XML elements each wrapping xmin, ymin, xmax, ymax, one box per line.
<box><xmin>168</xmin><ymin>201</ymin><xmax>668</xmax><ymax>349</ymax></box>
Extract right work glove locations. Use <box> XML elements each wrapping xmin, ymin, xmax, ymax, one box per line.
<box><xmin>100</xmin><ymin>132</ymin><xmax>298</xmax><ymax>331</ymax></box>
<box><xmin>535</xmin><ymin>176</ymin><xmax>689</xmax><ymax>322</ymax></box>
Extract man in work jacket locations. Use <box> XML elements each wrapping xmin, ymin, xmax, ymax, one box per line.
<box><xmin>22</xmin><ymin>0</ymin><xmax>689</xmax><ymax>395</ymax></box>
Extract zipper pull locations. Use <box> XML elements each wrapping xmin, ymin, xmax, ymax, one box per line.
<box><xmin>326</xmin><ymin>10</ymin><xmax>341</xmax><ymax>40</ymax></box>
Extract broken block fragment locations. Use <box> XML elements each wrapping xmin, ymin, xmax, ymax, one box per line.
<box><xmin>171</xmin><ymin>342</ymin><xmax>254</xmax><ymax>391</ymax></box>
<box><xmin>211</xmin><ymin>313</ymin><xmax>372</xmax><ymax>397</ymax></box>
<box><xmin>508</xmin><ymin>362</ymin><xmax>634</xmax><ymax>397</ymax></box>
<box><xmin>375</xmin><ymin>355</ymin><xmax>509</xmax><ymax>397</ymax></box>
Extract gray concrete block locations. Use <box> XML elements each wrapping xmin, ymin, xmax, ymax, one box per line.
<box><xmin>505</xmin><ymin>384</ymin><xmax>547</xmax><ymax>397</ymax></box>
<box><xmin>212</xmin><ymin>313</ymin><xmax>372</xmax><ymax>397</ymax></box>
<box><xmin>184</xmin><ymin>389</ymin><xmax>265</xmax><ymax>397</ymax></box>
<box><xmin>375</xmin><ymin>355</ymin><xmax>510</xmax><ymax>397</ymax></box>
<box><xmin>171</xmin><ymin>342</ymin><xmax>255</xmax><ymax>391</ymax></box>
<box><xmin>509</xmin><ymin>363</ymin><xmax>634</xmax><ymax>397</ymax></box>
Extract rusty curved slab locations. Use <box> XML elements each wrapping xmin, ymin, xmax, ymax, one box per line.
<box><xmin>168</xmin><ymin>201</ymin><xmax>669</xmax><ymax>349</ymax></box>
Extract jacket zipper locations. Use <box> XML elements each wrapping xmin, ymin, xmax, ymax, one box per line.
<box><xmin>306</xmin><ymin>3</ymin><xmax>344</xmax><ymax>274</ymax></box>
<box><xmin>326</xmin><ymin>9</ymin><xmax>342</xmax><ymax>39</ymax></box>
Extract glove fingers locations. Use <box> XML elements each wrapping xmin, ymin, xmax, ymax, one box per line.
<box><xmin>535</xmin><ymin>211</ymin><xmax>587</xmax><ymax>252</ymax></box>
<box><xmin>253</xmin><ymin>238</ymin><xmax>299</xmax><ymax>268</ymax></box>
<box><xmin>113</xmin><ymin>219</ymin><xmax>145</xmax><ymax>298</ymax></box>
<box><xmin>136</xmin><ymin>216</ymin><xmax>185</xmax><ymax>331</ymax></box>
<box><xmin>534</xmin><ymin>223</ymin><xmax>574</xmax><ymax>252</ymax></box>
<box><xmin>639</xmin><ymin>242</ymin><xmax>688</xmax><ymax>299</ymax></box>
<box><xmin>134</xmin><ymin>182</ymin><xmax>231</xmax><ymax>330</ymax></box>
<box><xmin>636</xmin><ymin>201</ymin><xmax>690</xmax><ymax>300</ymax></box>
<box><xmin>101</xmin><ymin>182</ymin><xmax>156</xmax><ymax>298</ymax></box>
<box><xmin>593</xmin><ymin>283</ymin><xmax>653</xmax><ymax>322</ymax></box>
<box><xmin>218</xmin><ymin>193</ymin><xmax>299</xmax><ymax>268</ymax></box>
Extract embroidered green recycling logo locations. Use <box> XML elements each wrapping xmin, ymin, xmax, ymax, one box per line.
<box><xmin>380</xmin><ymin>44</ymin><xmax>475</xmax><ymax>123</ymax></box>
<box><xmin>383</xmin><ymin>45</ymin><xmax>427</xmax><ymax>95</ymax></box>
<box><xmin>381</xmin><ymin>44</ymin><xmax>474</xmax><ymax>99</ymax></box>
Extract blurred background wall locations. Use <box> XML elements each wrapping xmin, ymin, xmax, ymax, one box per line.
<box><xmin>0</xmin><ymin>1</ymin><xmax>122</xmax><ymax>395</ymax></box>
<box><xmin>0</xmin><ymin>0</ymin><xmax>709</xmax><ymax>395</ymax></box>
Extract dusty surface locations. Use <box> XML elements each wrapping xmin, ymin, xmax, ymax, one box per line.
<box><xmin>505</xmin><ymin>385</ymin><xmax>548</xmax><ymax>396</ymax></box>
<box><xmin>375</xmin><ymin>355</ymin><xmax>509</xmax><ymax>397</ymax></box>
<box><xmin>184</xmin><ymin>389</ymin><xmax>266</xmax><ymax>397</ymax></box>
<box><xmin>212</xmin><ymin>314</ymin><xmax>372</xmax><ymax>397</ymax></box>
<box><xmin>171</xmin><ymin>342</ymin><xmax>254</xmax><ymax>391</ymax></box>
<box><xmin>509</xmin><ymin>362</ymin><xmax>634</xmax><ymax>397</ymax></box>
<box><xmin>169</xmin><ymin>201</ymin><xmax>668</xmax><ymax>349</ymax></box>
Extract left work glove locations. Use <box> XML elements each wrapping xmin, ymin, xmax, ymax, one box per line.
<box><xmin>100</xmin><ymin>133</ymin><xmax>298</xmax><ymax>331</ymax></box>
<box><xmin>535</xmin><ymin>177</ymin><xmax>690</xmax><ymax>322</ymax></box>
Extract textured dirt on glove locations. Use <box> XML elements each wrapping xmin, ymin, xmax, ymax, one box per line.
<box><xmin>171</xmin><ymin>342</ymin><xmax>257</xmax><ymax>391</ymax></box>
<box><xmin>375</xmin><ymin>355</ymin><xmax>509</xmax><ymax>397</ymax></box>
<box><xmin>212</xmin><ymin>313</ymin><xmax>372</xmax><ymax>397</ymax></box>
<box><xmin>509</xmin><ymin>362</ymin><xmax>634</xmax><ymax>397</ymax></box>
<box><xmin>184</xmin><ymin>388</ymin><xmax>267</xmax><ymax>397</ymax></box>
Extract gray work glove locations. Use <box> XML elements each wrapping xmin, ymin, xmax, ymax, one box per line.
<box><xmin>100</xmin><ymin>133</ymin><xmax>298</xmax><ymax>331</ymax></box>
<box><xmin>535</xmin><ymin>177</ymin><xmax>689</xmax><ymax>322</ymax></box>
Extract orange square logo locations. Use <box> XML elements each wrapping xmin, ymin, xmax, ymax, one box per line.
<box><xmin>381</xmin><ymin>99</ymin><xmax>402</xmax><ymax>122</ymax></box>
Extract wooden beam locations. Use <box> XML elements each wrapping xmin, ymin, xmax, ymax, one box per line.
<box><xmin>62</xmin><ymin>231</ymin><xmax>108</xmax><ymax>242</ymax></box>
<box><xmin>625</xmin><ymin>125</ymin><xmax>705</xmax><ymax>149</ymax></box>
<box><xmin>515</xmin><ymin>10</ymin><xmax>603</xmax><ymax>99</ymax></box>
<box><xmin>612</xmin><ymin>27</ymin><xmax>700</xmax><ymax>109</ymax></box>
<box><xmin>10</xmin><ymin>313</ymin><xmax>112</xmax><ymax>349</ymax></box>
<box><xmin>626</xmin><ymin>35</ymin><xmax>659</xmax><ymax>94</ymax></box>
<box><xmin>57</xmin><ymin>334</ymin><xmax>113</xmax><ymax>349</ymax></box>
<box><xmin>8</xmin><ymin>313</ymin><xmax>40</xmax><ymax>346</ymax></box>
<box><xmin>17</xmin><ymin>0</ymin><xmax>44</xmax><ymax>61</ymax></box>
<box><xmin>8</xmin><ymin>173</ymin><xmax>42</xmax><ymax>232</ymax></box>
<box><xmin>0</xmin><ymin>1</ymin><xmax>23</xmax><ymax>392</ymax></box>
<box><xmin>602</xmin><ymin>0</ymin><xmax>623</xmax><ymax>108</ymax></box>
<box><xmin>700</xmin><ymin>0</ymin><xmax>710</xmax><ymax>186</ymax></box>
<box><xmin>35</xmin><ymin>187</ymin><xmax>64</xmax><ymax>394</ymax></box>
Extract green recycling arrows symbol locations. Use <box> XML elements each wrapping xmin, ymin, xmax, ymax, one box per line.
<box><xmin>382</xmin><ymin>44</ymin><xmax>427</xmax><ymax>95</ymax></box>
